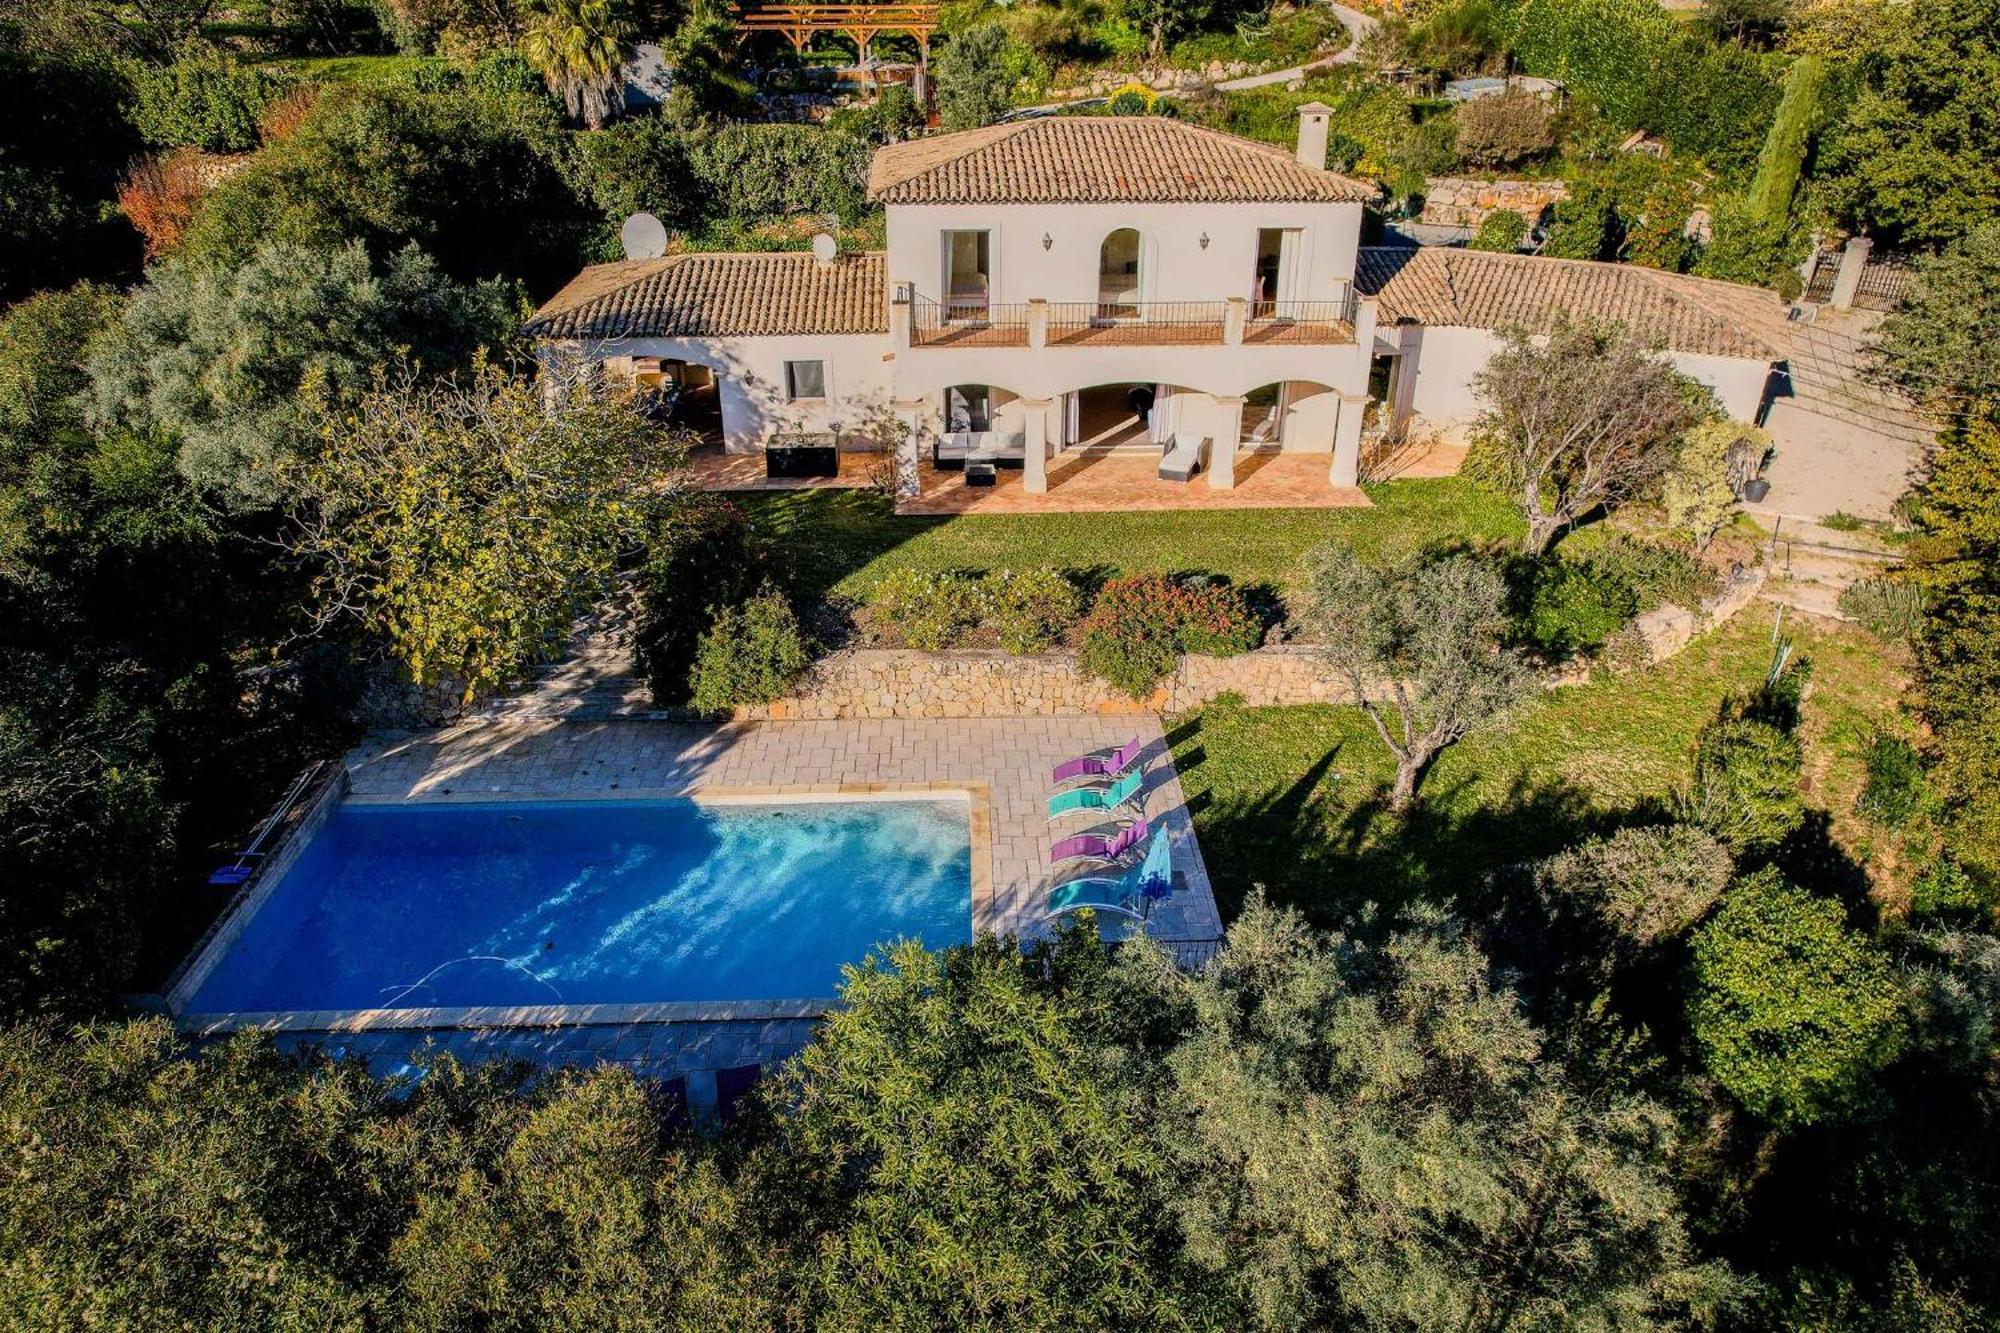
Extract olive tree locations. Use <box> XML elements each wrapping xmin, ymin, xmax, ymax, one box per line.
<box><xmin>1298</xmin><ymin>543</ymin><xmax>1530</xmax><ymax>810</ymax></box>
<box><xmin>1471</xmin><ymin>317</ymin><xmax>1708</xmax><ymax>554</ymax></box>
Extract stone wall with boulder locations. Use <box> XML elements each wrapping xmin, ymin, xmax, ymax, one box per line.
<box><xmin>1420</xmin><ymin>177</ymin><xmax>1569</xmax><ymax>232</ymax></box>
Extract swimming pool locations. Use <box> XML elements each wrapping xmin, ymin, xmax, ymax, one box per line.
<box><xmin>178</xmin><ymin>796</ymin><xmax>973</xmax><ymax>1017</ymax></box>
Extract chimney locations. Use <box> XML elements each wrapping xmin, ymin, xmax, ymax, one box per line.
<box><xmin>1295</xmin><ymin>102</ymin><xmax>1334</xmax><ymax>170</ymax></box>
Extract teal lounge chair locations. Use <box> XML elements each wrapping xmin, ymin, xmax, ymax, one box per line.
<box><xmin>1046</xmin><ymin>827</ymin><xmax>1174</xmax><ymax>923</ymax></box>
<box><xmin>1048</xmin><ymin>767</ymin><xmax>1144</xmax><ymax>819</ymax></box>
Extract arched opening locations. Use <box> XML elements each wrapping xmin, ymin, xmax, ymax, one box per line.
<box><xmin>1237</xmin><ymin>381</ymin><xmax>1337</xmax><ymax>451</ymax></box>
<box><xmin>1097</xmin><ymin>229</ymin><xmax>1142</xmax><ymax>319</ymax></box>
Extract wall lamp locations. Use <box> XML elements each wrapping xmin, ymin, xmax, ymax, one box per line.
<box><xmin>1199</xmin><ymin>232</ymin><xmax>1210</xmax><ymax>249</ymax></box>
<box><xmin>1041</xmin><ymin>232</ymin><xmax>1053</xmax><ymax>251</ymax></box>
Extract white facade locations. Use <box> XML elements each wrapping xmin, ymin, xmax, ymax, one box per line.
<box><xmin>578</xmin><ymin>333</ymin><xmax>893</xmax><ymax>451</ymax></box>
<box><xmin>1376</xmin><ymin>325</ymin><xmax>1773</xmax><ymax>444</ymax></box>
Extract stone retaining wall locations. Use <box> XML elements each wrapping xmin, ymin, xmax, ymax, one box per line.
<box><xmin>731</xmin><ymin>568</ymin><xmax>1768</xmax><ymax>721</ymax></box>
<box><xmin>1420</xmin><ymin>177</ymin><xmax>1569</xmax><ymax>231</ymax></box>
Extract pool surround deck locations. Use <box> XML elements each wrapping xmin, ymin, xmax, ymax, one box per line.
<box><xmin>172</xmin><ymin>715</ymin><xmax>1219</xmax><ymax>1045</ymax></box>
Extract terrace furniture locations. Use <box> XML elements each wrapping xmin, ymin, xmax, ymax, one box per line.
<box><xmin>1051</xmin><ymin>736</ymin><xmax>1145</xmax><ymax>786</ymax></box>
<box><xmin>933</xmin><ymin>429</ymin><xmax>1026</xmax><ymax>470</ymax></box>
<box><xmin>1158</xmin><ymin>433</ymin><xmax>1209</xmax><ymax>482</ymax></box>
<box><xmin>1048</xmin><ymin>767</ymin><xmax>1144</xmax><ymax>819</ymax></box>
<box><xmin>1050</xmin><ymin>816</ymin><xmax>1149</xmax><ymax>865</ymax></box>
<box><xmin>1045</xmin><ymin>827</ymin><xmax>1174</xmax><ymax>923</ymax></box>
<box><xmin>966</xmin><ymin>460</ymin><xmax>997</xmax><ymax>487</ymax></box>
<box><xmin>765</xmin><ymin>434</ymin><xmax>839</xmax><ymax>478</ymax></box>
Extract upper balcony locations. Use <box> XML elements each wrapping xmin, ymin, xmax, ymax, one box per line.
<box><xmin>899</xmin><ymin>285</ymin><xmax>1357</xmax><ymax>351</ymax></box>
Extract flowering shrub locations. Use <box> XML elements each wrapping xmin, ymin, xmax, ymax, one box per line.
<box><xmin>869</xmin><ymin>569</ymin><xmax>989</xmax><ymax>651</ymax></box>
<box><xmin>984</xmin><ymin>569</ymin><xmax>1083</xmax><ymax>654</ymax></box>
<box><xmin>1079</xmin><ymin>575</ymin><xmax>1261</xmax><ymax>697</ymax></box>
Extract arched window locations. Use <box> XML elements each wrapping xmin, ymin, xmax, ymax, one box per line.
<box><xmin>1097</xmin><ymin>228</ymin><xmax>1141</xmax><ymax>318</ymax></box>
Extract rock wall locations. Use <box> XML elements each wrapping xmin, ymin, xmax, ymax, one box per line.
<box><xmin>1420</xmin><ymin>177</ymin><xmax>1569</xmax><ymax>232</ymax></box>
<box><xmin>1045</xmin><ymin>59</ymin><xmax>1265</xmax><ymax>99</ymax></box>
<box><xmin>725</xmin><ymin>567</ymin><xmax>1768</xmax><ymax>722</ymax></box>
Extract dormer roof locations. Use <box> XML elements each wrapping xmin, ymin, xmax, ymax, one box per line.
<box><xmin>867</xmin><ymin>116</ymin><xmax>1377</xmax><ymax>206</ymax></box>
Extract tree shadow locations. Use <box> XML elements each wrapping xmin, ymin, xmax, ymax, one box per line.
<box><xmin>1187</xmin><ymin>750</ymin><xmax>1610</xmax><ymax>935</ymax></box>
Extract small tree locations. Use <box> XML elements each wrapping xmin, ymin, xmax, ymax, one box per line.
<box><xmin>934</xmin><ymin>24</ymin><xmax>1015</xmax><ymax>131</ymax></box>
<box><xmin>1688</xmin><ymin>869</ymin><xmax>1905</xmax><ymax>1126</ymax></box>
<box><xmin>1299</xmin><ymin>544</ymin><xmax>1530</xmax><ymax>810</ymax></box>
<box><xmin>1534</xmin><ymin>823</ymin><xmax>1734</xmax><ymax>953</ymax></box>
<box><xmin>288</xmin><ymin>361</ymin><xmax>683</xmax><ymax>700</ymax></box>
<box><xmin>1471</xmin><ymin>317</ymin><xmax>1708</xmax><ymax>554</ymax></box>
<box><xmin>1468</xmin><ymin>208</ymin><xmax>1528</xmax><ymax>253</ymax></box>
<box><xmin>1453</xmin><ymin>90</ymin><xmax>1555</xmax><ymax>168</ymax></box>
<box><xmin>1662</xmin><ymin>417</ymin><xmax>1762</xmax><ymax>548</ymax></box>
<box><xmin>519</xmin><ymin>0</ymin><xmax>634</xmax><ymax>128</ymax></box>
<box><xmin>1683</xmin><ymin>714</ymin><xmax>1806</xmax><ymax>854</ymax></box>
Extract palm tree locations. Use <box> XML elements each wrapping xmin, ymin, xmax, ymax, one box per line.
<box><xmin>520</xmin><ymin>0</ymin><xmax>635</xmax><ymax>129</ymax></box>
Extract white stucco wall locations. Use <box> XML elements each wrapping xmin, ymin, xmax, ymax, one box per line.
<box><xmin>884</xmin><ymin>201</ymin><xmax>1365</xmax><ymax>309</ymax></box>
<box><xmin>568</xmin><ymin>333</ymin><xmax>892</xmax><ymax>452</ymax></box>
<box><xmin>1386</xmin><ymin>324</ymin><xmax>1772</xmax><ymax>442</ymax></box>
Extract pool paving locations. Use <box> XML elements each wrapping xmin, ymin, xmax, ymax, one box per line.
<box><xmin>240</xmin><ymin>714</ymin><xmax>1221</xmax><ymax>1095</ymax></box>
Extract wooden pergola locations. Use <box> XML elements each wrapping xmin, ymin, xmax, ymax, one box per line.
<box><xmin>735</xmin><ymin>2</ymin><xmax>940</xmax><ymax>62</ymax></box>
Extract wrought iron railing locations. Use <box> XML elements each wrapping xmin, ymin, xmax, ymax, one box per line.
<box><xmin>1243</xmin><ymin>291</ymin><xmax>1357</xmax><ymax>344</ymax></box>
<box><xmin>1046</xmin><ymin>301</ymin><xmax>1229</xmax><ymax>345</ymax></box>
<box><xmin>908</xmin><ymin>295</ymin><xmax>1032</xmax><ymax>347</ymax></box>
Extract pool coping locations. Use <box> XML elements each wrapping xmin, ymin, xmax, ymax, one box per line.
<box><xmin>169</xmin><ymin>781</ymin><xmax>992</xmax><ymax>1035</ymax></box>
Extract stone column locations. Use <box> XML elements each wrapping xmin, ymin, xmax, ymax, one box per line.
<box><xmin>1028</xmin><ymin>298</ymin><xmax>1048</xmax><ymax>349</ymax></box>
<box><xmin>1208</xmin><ymin>395</ymin><xmax>1244</xmax><ymax>490</ymax></box>
<box><xmin>1224</xmin><ymin>296</ymin><xmax>1247</xmax><ymax>346</ymax></box>
<box><xmin>890</xmin><ymin>397</ymin><xmax>928</xmax><ymax>502</ymax></box>
<box><xmin>1022</xmin><ymin>397</ymin><xmax>1052</xmax><ymax>494</ymax></box>
<box><xmin>890</xmin><ymin>282</ymin><xmax>913</xmax><ymax>350</ymax></box>
<box><xmin>1330</xmin><ymin>393</ymin><xmax>1367</xmax><ymax>488</ymax></box>
<box><xmin>1830</xmin><ymin>236</ymin><xmax>1872</xmax><ymax>310</ymax></box>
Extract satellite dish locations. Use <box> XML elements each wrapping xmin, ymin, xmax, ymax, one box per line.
<box><xmin>620</xmin><ymin>212</ymin><xmax>668</xmax><ymax>261</ymax></box>
<box><xmin>810</xmin><ymin>232</ymin><xmax>838</xmax><ymax>265</ymax></box>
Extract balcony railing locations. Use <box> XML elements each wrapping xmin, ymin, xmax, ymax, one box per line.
<box><xmin>1047</xmin><ymin>301</ymin><xmax>1228</xmax><ymax>346</ymax></box>
<box><xmin>1244</xmin><ymin>298</ymin><xmax>1356</xmax><ymax>345</ymax></box>
<box><xmin>909</xmin><ymin>295</ymin><xmax>1031</xmax><ymax>347</ymax></box>
<box><xmin>897</xmin><ymin>286</ymin><xmax>1357</xmax><ymax>349</ymax></box>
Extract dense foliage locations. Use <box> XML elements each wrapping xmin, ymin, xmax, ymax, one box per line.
<box><xmin>288</xmin><ymin>361</ymin><xmax>680</xmax><ymax>699</ymax></box>
<box><xmin>88</xmin><ymin>239</ymin><xmax>517</xmax><ymax>507</ymax></box>
<box><xmin>1077</xmin><ymin>573</ymin><xmax>1261</xmax><ymax>697</ymax></box>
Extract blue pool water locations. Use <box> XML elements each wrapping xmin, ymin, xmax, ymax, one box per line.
<box><xmin>183</xmin><ymin>798</ymin><xmax>972</xmax><ymax>1013</ymax></box>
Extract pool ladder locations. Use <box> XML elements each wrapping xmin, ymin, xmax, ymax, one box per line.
<box><xmin>206</xmin><ymin>761</ymin><xmax>328</xmax><ymax>887</ymax></box>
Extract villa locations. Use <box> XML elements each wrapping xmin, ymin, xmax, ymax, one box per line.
<box><xmin>526</xmin><ymin>106</ymin><xmax>1783</xmax><ymax>503</ymax></box>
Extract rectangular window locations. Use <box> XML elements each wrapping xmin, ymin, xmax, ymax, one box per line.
<box><xmin>784</xmin><ymin>360</ymin><xmax>827</xmax><ymax>401</ymax></box>
<box><xmin>942</xmin><ymin>230</ymin><xmax>991</xmax><ymax>315</ymax></box>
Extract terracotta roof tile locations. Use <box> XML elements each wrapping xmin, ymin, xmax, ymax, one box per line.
<box><xmin>525</xmin><ymin>251</ymin><xmax>888</xmax><ymax>340</ymax></box>
<box><xmin>868</xmin><ymin>117</ymin><xmax>1376</xmax><ymax>205</ymax></box>
<box><xmin>1355</xmin><ymin>247</ymin><xmax>1779</xmax><ymax>360</ymax></box>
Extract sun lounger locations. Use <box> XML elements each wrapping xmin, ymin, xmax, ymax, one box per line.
<box><xmin>1158</xmin><ymin>433</ymin><xmax>1208</xmax><ymax>482</ymax></box>
<box><xmin>1051</xmin><ymin>737</ymin><xmax>1144</xmax><ymax>786</ymax></box>
<box><xmin>1046</xmin><ymin>828</ymin><xmax>1174</xmax><ymax>922</ymax></box>
<box><xmin>1048</xmin><ymin>767</ymin><xmax>1144</xmax><ymax>819</ymax></box>
<box><xmin>1050</xmin><ymin>816</ymin><xmax>1149</xmax><ymax>865</ymax></box>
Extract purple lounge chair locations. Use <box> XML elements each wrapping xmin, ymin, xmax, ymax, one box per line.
<box><xmin>1050</xmin><ymin>817</ymin><xmax>1149</xmax><ymax>865</ymax></box>
<box><xmin>1051</xmin><ymin>737</ymin><xmax>1145</xmax><ymax>786</ymax></box>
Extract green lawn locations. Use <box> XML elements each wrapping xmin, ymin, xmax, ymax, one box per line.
<box><xmin>258</xmin><ymin>55</ymin><xmax>452</xmax><ymax>85</ymax></box>
<box><xmin>739</xmin><ymin>477</ymin><xmax>1523</xmax><ymax>605</ymax></box>
<box><xmin>1170</xmin><ymin>609</ymin><xmax>1913</xmax><ymax>925</ymax></box>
